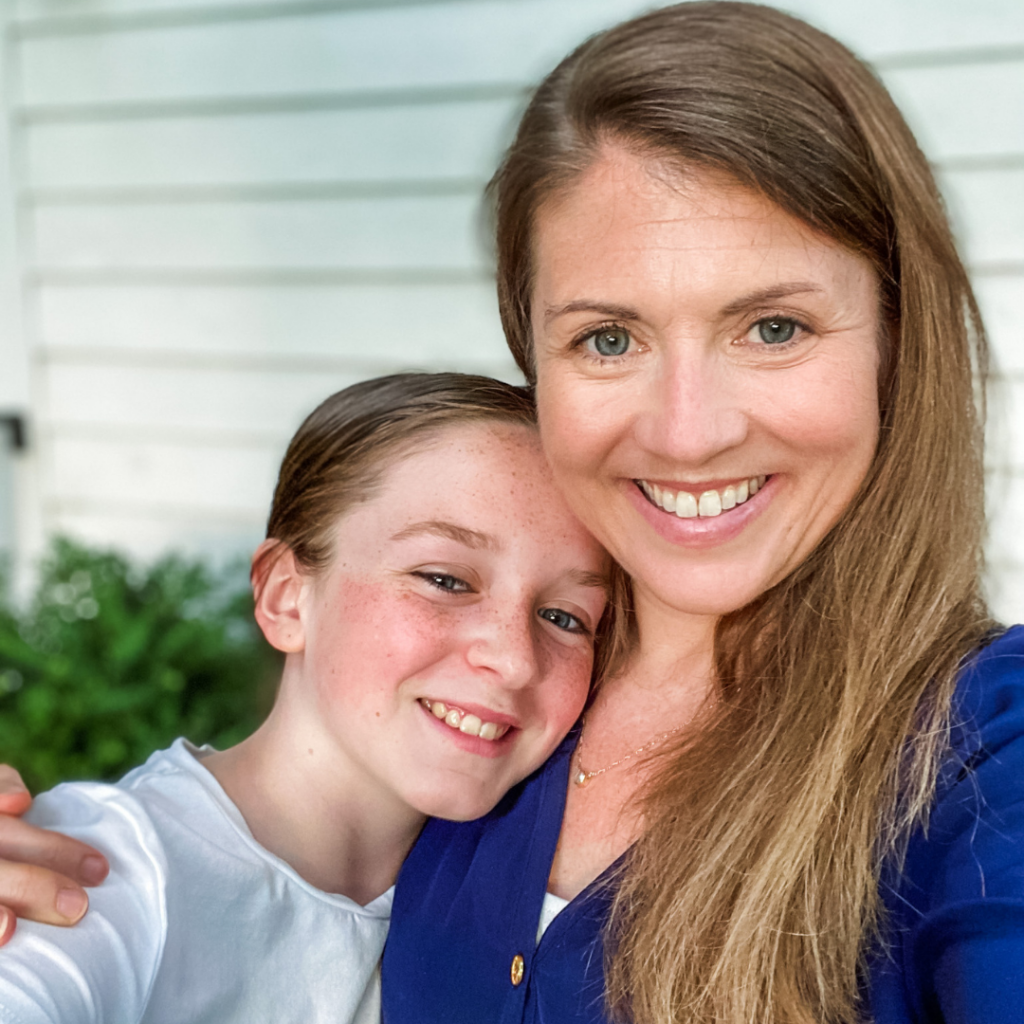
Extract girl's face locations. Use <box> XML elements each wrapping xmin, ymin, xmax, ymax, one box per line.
<box><xmin>530</xmin><ymin>145</ymin><xmax>881</xmax><ymax>620</ymax></box>
<box><xmin>292</xmin><ymin>421</ymin><xmax>608</xmax><ymax>822</ymax></box>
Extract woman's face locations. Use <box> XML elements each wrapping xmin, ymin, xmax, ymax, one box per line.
<box><xmin>531</xmin><ymin>145</ymin><xmax>881</xmax><ymax>619</ymax></box>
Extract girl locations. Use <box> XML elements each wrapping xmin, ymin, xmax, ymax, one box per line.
<box><xmin>0</xmin><ymin>372</ymin><xmax>609</xmax><ymax>1023</ymax></box>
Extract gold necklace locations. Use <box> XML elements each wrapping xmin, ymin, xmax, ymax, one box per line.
<box><xmin>572</xmin><ymin>714</ymin><xmax>684</xmax><ymax>787</ymax></box>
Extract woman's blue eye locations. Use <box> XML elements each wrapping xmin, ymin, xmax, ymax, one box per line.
<box><xmin>588</xmin><ymin>328</ymin><xmax>631</xmax><ymax>357</ymax></box>
<box><xmin>756</xmin><ymin>318</ymin><xmax>797</xmax><ymax>345</ymax></box>
<box><xmin>538</xmin><ymin>607</ymin><xmax>585</xmax><ymax>634</ymax></box>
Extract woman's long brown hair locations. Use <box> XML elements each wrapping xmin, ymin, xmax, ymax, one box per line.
<box><xmin>489</xmin><ymin>4</ymin><xmax>995</xmax><ymax>1021</ymax></box>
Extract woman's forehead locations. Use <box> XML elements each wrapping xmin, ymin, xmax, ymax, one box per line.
<box><xmin>531</xmin><ymin>148</ymin><xmax>876</xmax><ymax>321</ymax></box>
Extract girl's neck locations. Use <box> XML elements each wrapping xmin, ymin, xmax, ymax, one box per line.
<box><xmin>203</xmin><ymin>693</ymin><xmax>426</xmax><ymax>906</ymax></box>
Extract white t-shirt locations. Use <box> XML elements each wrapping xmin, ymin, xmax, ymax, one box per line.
<box><xmin>0</xmin><ymin>740</ymin><xmax>392</xmax><ymax>1024</ymax></box>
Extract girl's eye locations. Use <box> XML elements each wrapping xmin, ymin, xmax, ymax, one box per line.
<box><xmin>416</xmin><ymin>572</ymin><xmax>471</xmax><ymax>594</ymax></box>
<box><xmin>755</xmin><ymin>318</ymin><xmax>798</xmax><ymax>345</ymax></box>
<box><xmin>537</xmin><ymin>607</ymin><xmax>587</xmax><ymax>635</ymax></box>
<box><xmin>585</xmin><ymin>327</ymin><xmax>632</xmax><ymax>357</ymax></box>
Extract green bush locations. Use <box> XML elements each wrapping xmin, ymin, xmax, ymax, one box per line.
<box><xmin>0</xmin><ymin>538</ymin><xmax>281</xmax><ymax>792</ymax></box>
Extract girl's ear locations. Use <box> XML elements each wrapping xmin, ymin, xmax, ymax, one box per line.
<box><xmin>252</xmin><ymin>539</ymin><xmax>308</xmax><ymax>654</ymax></box>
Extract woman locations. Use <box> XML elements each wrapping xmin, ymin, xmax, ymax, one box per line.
<box><xmin>2</xmin><ymin>3</ymin><xmax>1022</xmax><ymax>1022</ymax></box>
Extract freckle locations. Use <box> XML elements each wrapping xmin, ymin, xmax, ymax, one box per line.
<box><xmin>376</xmin><ymin>712</ymin><xmax>381</xmax><ymax>717</ymax></box>
<box><xmin>308</xmin><ymin>748</ymin><xmax>314</xmax><ymax>755</ymax></box>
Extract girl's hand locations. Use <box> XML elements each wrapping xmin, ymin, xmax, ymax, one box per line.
<box><xmin>0</xmin><ymin>766</ymin><xmax>109</xmax><ymax>946</ymax></box>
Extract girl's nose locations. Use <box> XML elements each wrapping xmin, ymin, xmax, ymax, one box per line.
<box><xmin>632</xmin><ymin>345</ymin><xmax>748</xmax><ymax>465</ymax></box>
<box><xmin>464</xmin><ymin>608</ymin><xmax>539</xmax><ymax>690</ymax></box>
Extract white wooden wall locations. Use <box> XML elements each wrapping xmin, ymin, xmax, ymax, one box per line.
<box><xmin>0</xmin><ymin>0</ymin><xmax>1021</xmax><ymax>621</ymax></box>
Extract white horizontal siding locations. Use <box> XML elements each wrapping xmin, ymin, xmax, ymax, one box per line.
<box><xmin>34</xmin><ymin>281</ymin><xmax>510</xmax><ymax>364</ymax></box>
<box><xmin>883</xmin><ymin>60</ymin><xmax>1024</xmax><ymax>160</ymax></box>
<box><xmin>15</xmin><ymin>0</ymin><xmax>649</xmax><ymax>107</ymax></box>
<box><xmin>977</xmin><ymin>277</ymin><xmax>1024</xmax><ymax>377</ymax></box>
<box><xmin>23</xmin><ymin>98</ymin><xmax>520</xmax><ymax>190</ymax></box>
<box><xmin>0</xmin><ymin>0</ymin><xmax>1020</xmax><ymax>624</ymax></box>
<box><xmin>44</xmin><ymin>508</ymin><xmax>265</xmax><ymax>564</ymax></box>
<box><xmin>940</xmin><ymin>168</ymin><xmax>1024</xmax><ymax>269</ymax></box>
<box><xmin>30</xmin><ymin>193</ymin><xmax>485</xmax><ymax>270</ymax></box>
<box><xmin>44</xmin><ymin>364</ymin><xmax>367</xmax><ymax>436</ymax></box>
<box><xmin>48</xmin><ymin>433</ymin><xmax>279</xmax><ymax>512</ymax></box>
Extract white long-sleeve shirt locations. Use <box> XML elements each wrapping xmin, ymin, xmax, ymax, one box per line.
<box><xmin>0</xmin><ymin>740</ymin><xmax>391</xmax><ymax>1024</ymax></box>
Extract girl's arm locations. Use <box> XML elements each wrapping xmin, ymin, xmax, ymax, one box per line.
<box><xmin>0</xmin><ymin>766</ymin><xmax>109</xmax><ymax>945</ymax></box>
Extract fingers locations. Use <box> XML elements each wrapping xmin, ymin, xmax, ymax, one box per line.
<box><xmin>0</xmin><ymin>815</ymin><xmax>108</xmax><ymax>888</ymax></box>
<box><xmin>0</xmin><ymin>767</ymin><xmax>32</xmax><ymax>817</ymax></box>
<box><xmin>0</xmin><ymin>861</ymin><xmax>90</xmax><ymax>927</ymax></box>
<box><xmin>0</xmin><ymin>906</ymin><xmax>15</xmax><ymax>947</ymax></box>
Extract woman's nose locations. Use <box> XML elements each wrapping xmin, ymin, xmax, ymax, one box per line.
<box><xmin>632</xmin><ymin>346</ymin><xmax>748</xmax><ymax>465</ymax></box>
<box><xmin>464</xmin><ymin>608</ymin><xmax>539</xmax><ymax>690</ymax></box>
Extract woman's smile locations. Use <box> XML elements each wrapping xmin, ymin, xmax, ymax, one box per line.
<box><xmin>629</xmin><ymin>474</ymin><xmax>774</xmax><ymax>548</ymax></box>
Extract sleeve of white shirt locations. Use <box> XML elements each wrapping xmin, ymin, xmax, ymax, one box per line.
<box><xmin>0</xmin><ymin>782</ymin><xmax>168</xmax><ymax>1024</ymax></box>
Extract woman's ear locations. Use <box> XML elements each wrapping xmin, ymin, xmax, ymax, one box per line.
<box><xmin>252</xmin><ymin>539</ymin><xmax>308</xmax><ymax>654</ymax></box>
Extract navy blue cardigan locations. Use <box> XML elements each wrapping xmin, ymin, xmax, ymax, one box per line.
<box><xmin>384</xmin><ymin>626</ymin><xmax>1024</xmax><ymax>1023</ymax></box>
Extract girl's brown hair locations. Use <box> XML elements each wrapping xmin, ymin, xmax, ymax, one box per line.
<box><xmin>256</xmin><ymin>372</ymin><xmax>535</xmax><ymax>586</ymax></box>
<box><xmin>490</xmin><ymin>3</ymin><xmax>994</xmax><ymax>1022</ymax></box>
<box><xmin>255</xmin><ymin>371</ymin><xmax>628</xmax><ymax>684</ymax></box>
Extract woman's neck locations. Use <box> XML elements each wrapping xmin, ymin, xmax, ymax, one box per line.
<box><xmin>547</xmin><ymin>594</ymin><xmax>717</xmax><ymax>901</ymax></box>
<box><xmin>203</xmin><ymin>693</ymin><xmax>425</xmax><ymax>906</ymax></box>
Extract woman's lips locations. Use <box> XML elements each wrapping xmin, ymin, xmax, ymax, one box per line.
<box><xmin>628</xmin><ymin>474</ymin><xmax>776</xmax><ymax>547</ymax></box>
<box><xmin>638</xmin><ymin>475</ymin><xmax>767</xmax><ymax>517</ymax></box>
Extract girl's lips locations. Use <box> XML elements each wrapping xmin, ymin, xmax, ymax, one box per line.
<box><xmin>418</xmin><ymin>699</ymin><xmax>518</xmax><ymax>759</ymax></box>
<box><xmin>627</xmin><ymin>473</ymin><xmax>776</xmax><ymax>548</ymax></box>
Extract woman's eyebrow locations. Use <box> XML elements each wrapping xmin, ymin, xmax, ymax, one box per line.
<box><xmin>390</xmin><ymin>520</ymin><xmax>499</xmax><ymax>551</ymax></box>
<box><xmin>543</xmin><ymin>300</ymin><xmax>640</xmax><ymax>325</ymax></box>
<box><xmin>719</xmin><ymin>282</ymin><xmax>824</xmax><ymax>316</ymax></box>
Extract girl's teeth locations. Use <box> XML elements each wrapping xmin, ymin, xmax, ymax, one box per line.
<box><xmin>420</xmin><ymin>699</ymin><xmax>508</xmax><ymax>742</ymax></box>
<box><xmin>640</xmin><ymin>476</ymin><xmax>768</xmax><ymax>518</ymax></box>
<box><xmin>459</xmin><ymin>714</ymin><xmax>482</xmax><ymax>736</ymax></box>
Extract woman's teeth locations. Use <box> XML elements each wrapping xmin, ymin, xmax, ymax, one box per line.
<box><xmin>639</xmin><ymin>476</ymin><xmax>767</xmax><ymax>518</ymax></box>
<box><xmin>419</xmin><ymin>699</ymin><xmax>509</xmax><ymax>742</ymax></box>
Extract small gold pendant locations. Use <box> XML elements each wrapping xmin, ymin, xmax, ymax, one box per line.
<box><xmin>574</xmin><ymin>770</ymin><xmax>589</xmax><ymax>787</ymax></box>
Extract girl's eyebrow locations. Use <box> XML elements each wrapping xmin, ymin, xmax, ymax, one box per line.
<box><xmin>391</xmin><ymin>520</ymin><xmax>498</xmax><ymax>551</ymax></box>
<box><xmin>568</xmin><ymin>569</ymin><xmax>612</xmax><ymax>593</ymax></box>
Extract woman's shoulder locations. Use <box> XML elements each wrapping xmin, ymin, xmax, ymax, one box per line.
<box><xmin>896</xmin><ymin>622</ymin><xmax>1024</xmax><ymax>899</ymax></box>
<box><xmin>949</xmin><ymin>624</ymin><xmax>1024</xmax><ymax>762</ymax></box>
<box><xmin>869</xmin><ymin>627</ymin><xmax>1024</xmax><ymax>1023</ymax></box>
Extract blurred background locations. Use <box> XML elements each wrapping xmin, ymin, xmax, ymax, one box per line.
<box><xmin>0</xmin><ymin>0</ymin><xmax>1021</xmax><ymax>783</ymax></box>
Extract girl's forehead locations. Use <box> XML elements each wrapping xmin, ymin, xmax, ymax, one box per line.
<box><xmin>347</xmin><ymin>419</ymin><xmax>600</xmax><ymax>557</ymax></box>
<box><xmin>385</xmin><ymin>420</ymin><xmax>546</xmax><ymax>487</ymax></box>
